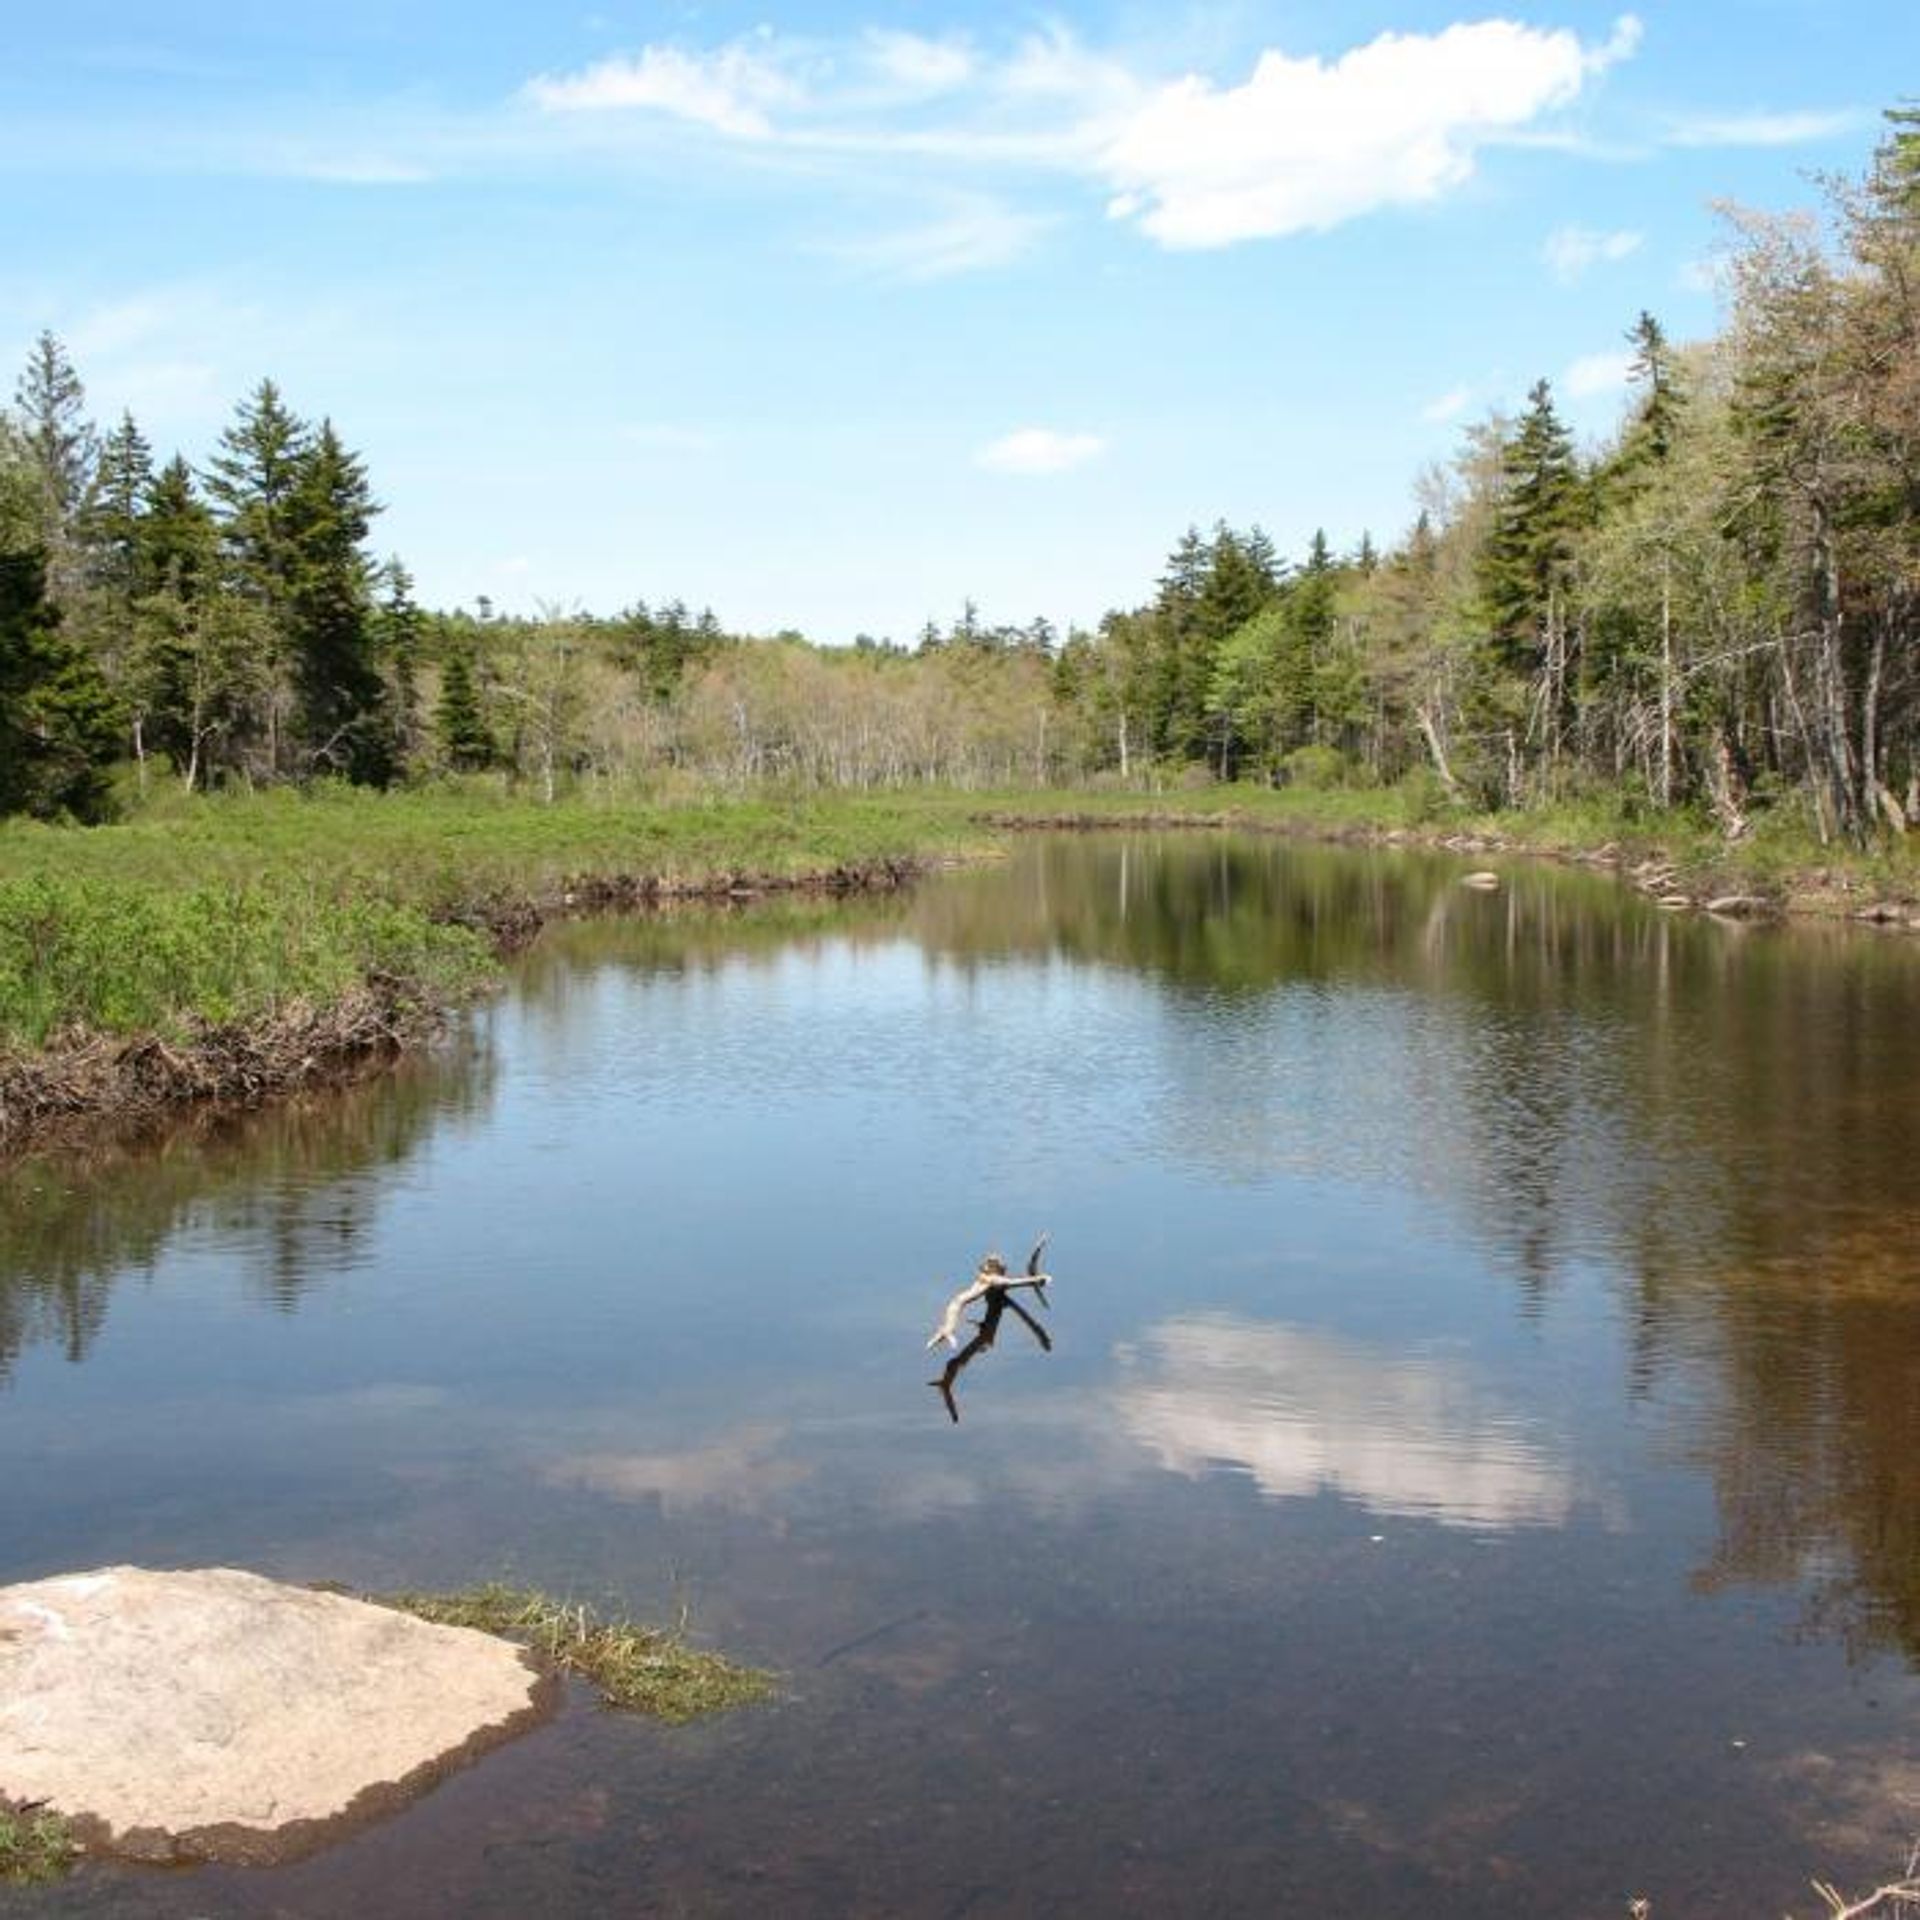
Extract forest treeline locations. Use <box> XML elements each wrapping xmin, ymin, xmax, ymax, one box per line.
<box><xmin>1</xmin><ymin>109</ymin><xmax>1914</xmax><ymax>844</ymax></box>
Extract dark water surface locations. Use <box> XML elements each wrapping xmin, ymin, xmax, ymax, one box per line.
<box><xmin>4</xmin><ymin>835</ymin><xmax>1918</xmax><ymax>1917</ymax></box>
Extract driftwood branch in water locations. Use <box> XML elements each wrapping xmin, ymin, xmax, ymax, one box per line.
<box><xmin>924</xmin><ymin>1235</ymin><xmax>1055</xmax><ymax>1424</ymax></box>
<box><xmin>928</xmin><ymin>1282</ymin><xmax>1052</xmax><ymax>1424</ymax></box>
<box><xmin>925</xmin><ymin>1235</ymin><xmax>1052</xmax><ymax>1351</ymax></box>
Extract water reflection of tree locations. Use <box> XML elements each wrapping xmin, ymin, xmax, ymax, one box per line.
<box><xmin>913</xmin><ymin>835</ymin><xmax>1920</xmax><ymax>1664</ymax></box>
<box><xmin>510</xmin><ymin>894</ymin><xmax>916</xmax><ymax>1015</ymax></box>
<box><xmin>1619</xmin><ymin>961</ymin><xmax>1920</xmax><ymax>1668</ymax></box>
<box><xmin>0</xmin><ymin>1036</ymin><xmax>492</xmax><ymax>1380</ymax></box>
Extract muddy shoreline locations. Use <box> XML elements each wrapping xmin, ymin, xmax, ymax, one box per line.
<box><xmin>975</xmin><ymin>808</ymin><xmax>1920</xmax><ymax>930</ymax></box>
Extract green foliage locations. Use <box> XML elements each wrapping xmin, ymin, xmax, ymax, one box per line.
<box><xmin>0</xmin><ymin>784</ymin><xmax>1002</xmax><ymax>1046</ymax></box>
<box><xmin>375</xmin><ymin>558</ymin><xmax>426</xmax><ymax>766</ymax></box>
<box><xmin>284</xmin><ymin>421</ymin><xmax>389</xmax><ymax>783</ymax></box>
<box><xmin>138</xmin><ymin>455</ymin><xmax>217</xmax><ymax>603</ymax></box>
<box><xmin>83</xmin><ymin>410</ymin><xmax>153</xmax><ymax>610</ymax></box>
<box><xmin>204</xmin><ymin>377</ymin><xmax>309</xmax><ymax>624</ymax></box>
<box><xmin>0</xmin><ymin>1806</ymin><xmax>78</xmax><ymax>1885</ymax></box>
<box><xmin>0</xmin><ymin>868</ymin><xmax>488</xmax><ymax>1047</ymax></box>
<box><xmin>1279</xmin><ymin>744</ymin><xmax>1355</xmax><ymax>790</ymax></box>
<box><xmin>0</xmin><ymin>549</ymin><xmax>123</xmax><ymax>821</ymax></box>
<box><xmin>435</xmin><ymin>644</ymin><xmax>493</xmax><ymax>770</ymax></box>
<box><xmin>4</xmin><ymin>109</ymin><xmax>1918</xmax><ymax>839</ymax></box>
<box><xmin>1478</xmin><ymin>378</ymin><xmax>1584</xmax><ymax>678</ymax></box>
<box><xmin>12</xmin><ymin>331</ymin><xmax>96</xmax><ymax>590</ymax></box>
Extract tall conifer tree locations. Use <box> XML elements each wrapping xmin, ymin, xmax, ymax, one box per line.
<box><xmin>12</xmin><ymin>331</ymin><xmax>97</xmax><ymax>605</ymax></box>
<box><xmin>285</xmin><ymin>420</ymin><xmax>388</xmax><ymax>782</ymax></box>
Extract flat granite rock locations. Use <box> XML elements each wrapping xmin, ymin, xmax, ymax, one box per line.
<box><xmin>0</xmin><ymin>1566</ymin><xmax>554</xmax><ymax>1863</ymax></box>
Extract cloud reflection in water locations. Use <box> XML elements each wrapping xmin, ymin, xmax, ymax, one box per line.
<box><xmin>1116</xmin><ymin>1313</ymin><xmax>1575</xmax><ymax>1532</ymax></box>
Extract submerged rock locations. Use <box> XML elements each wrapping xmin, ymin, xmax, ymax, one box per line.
<box><xmin>0</xmin><ymin>1566</ymin><xmax>553</xmax><ymax>1864</ymax></box>
<box><xmin>1461</xmin><ymin>871</ymin><xmax>1502</xmax><ymax>890</ymax></box>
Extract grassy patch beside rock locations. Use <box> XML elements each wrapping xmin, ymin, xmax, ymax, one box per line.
<box><xmin>382</xmin><ymin>1585</ymin><xmax>773</xmax><ymax>1723</ymax></box>
<box><xmin>0</xmin><ymin>1804</ymin><xmax>79</xmax><ymax>1885</ymax></box>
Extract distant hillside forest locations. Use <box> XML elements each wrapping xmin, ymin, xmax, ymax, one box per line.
<box><xmin>3</xmin><ymin>110</ymin><xmax>1915</xmax><ymax>845</ymax></box>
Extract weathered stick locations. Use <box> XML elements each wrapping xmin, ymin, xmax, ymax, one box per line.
<box><xmin>1814</xmin><ymin>1852</ymin><xmax>1920</xmax><ymax>1920</ymax></box>
<box><xmin>925</xmin><ymin>1235</ymin><xmax>1051</xmax><ymax>1350</ymax></box>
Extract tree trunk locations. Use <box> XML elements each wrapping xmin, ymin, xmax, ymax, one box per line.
<box><xmin>1415</xmin><ymin>699</ymin><xmax>1461</xmax><ymax>798</ymax></box>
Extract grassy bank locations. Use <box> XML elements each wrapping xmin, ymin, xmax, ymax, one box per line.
<box><xmin>0</xmin><ymin>784</ymin><xmax>994</xmax><ymax>1149</ymax></box>
<box><xmin>1</xmin><ymin>778</ymin><xmax>1912</xmax><ymax>1152</ymax></box>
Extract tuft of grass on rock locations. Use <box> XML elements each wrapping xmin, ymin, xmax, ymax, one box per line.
<box><xmin>0</xmin><ymin>1805</ymin><xmax>80</xmax><ymax>1886</ymax></box>
<box><xmin>382</xmin><ymin>1584</ymin><xmax>773</xmax><ymax>1723</ymax></box>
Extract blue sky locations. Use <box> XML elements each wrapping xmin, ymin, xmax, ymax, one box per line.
<box><xmin>2</xmin><ymin>2</ymin><xmax>1911</xmax><ymax>641</ymax></box>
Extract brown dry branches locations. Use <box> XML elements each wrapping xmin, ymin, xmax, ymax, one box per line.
<box><xmin>0</xmin><ymin>989</ymin><xmax>436</xmax><ymax>1157</ymax></box>
<box><xmin>1812</xmin><ymin>1843</ymin><xmax>1920</xmax><ymax>1919</ymax></box>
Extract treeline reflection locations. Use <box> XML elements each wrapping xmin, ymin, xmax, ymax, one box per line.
<box><xmin>911</xmin><ymin>836</ymin><xmax>1920</xmax><ymax>1664</ymax></box>
<box><xmin>0</xmin><ymin>1037</ymin><xmax>493</xmax><ymax>1380</ymax></box>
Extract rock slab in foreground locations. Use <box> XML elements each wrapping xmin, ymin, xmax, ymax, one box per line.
<box><xmin>0</xmin><ymin>1566</ymin><xmax>553</xmax><ymax>1863</ymax></box>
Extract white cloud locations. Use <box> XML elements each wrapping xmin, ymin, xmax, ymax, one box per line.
<box><xmin>1588</xmin><ymin>13</ymin><xmax>1646</xmax><ymax>74</ymax></box>
<box><xmin>861</xmin><ymin>29</ymin><xmax>974</xmax><ymax>97</ymax></box>
<box><xmin>1543</xmin><ymin>223</ymin><xmax>1642</xmax><ymax>284</ymax></box>
<box><xmin>1564</xmin><ymin>348</ymin><xmax>1636</xmax><ymax>399</ymax></box>
<box><xmin>1094</xmin><ymin>16</ymin><xmax>1640</xmax><ymax>249</ymax></box>
<box><xmin>832</xmin><ymin>197</ymin><xmax>1053</xmax><ymax>281</ymax></box>
<box><xmin>976</xmin><ymin>427</ymin><xmax>1107</xmax><ymax>475</ymax></box>
<box><xmin>1421</xmin><ymin>385</ymin><xmax>1472</xmax><ymax>424</ymax></box>
<box><xmin>1001</xmin><ymin>24</ymin><xmax>1142</xmax><ymax>109</ymax></box>
<box><xmin>1666</xmin><ymin>107</ymin><xmax>1864</xmax><ymax>149</ymax></box>
<box><xmin>519</xmin><ymin>17</ymin><xmax>1639</xmax><ymax>254</ymax></box>
<box><xmin>525</xmin><ymin>39</ymin><xmax>801</xmax><ymax>136</ymax></box>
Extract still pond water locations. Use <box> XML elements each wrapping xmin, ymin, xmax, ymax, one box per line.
<box><xmin>3</xmin><ymin>834</ymin><xmax>1918</xmax><ymax>1917</ymax></box>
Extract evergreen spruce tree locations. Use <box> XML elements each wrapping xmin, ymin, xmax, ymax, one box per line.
<box><xmin>139</xmin><ymin>456</ymin><xmax>218</xmax><ymax>601</ymax></box>
<box><xmin>1479</xmin><ymin>379</ymin><xmax>1584</xmax><ymax>675</ymax></box>
<box><xmin>1267</xmin><ymin>530</ymin><xmax>1337</xmax><ymax>748</ymax></box>
<box><xmin>0</xmin><ymin>546</ymin><xmax>123</xmax><ymax>820</ymax></box>
<box><xmin>205</xmin><ymin>379</ymin><xmax>310</xmax><ymax>627</ymax></box>
<box><xmin>12</xmin><ymin>331</ymin><xmax>98</xmax><ymax>605</ymax></box>
<box><xmin>1623</xmin><ymin>312</ymin><xmax>1686</xmax><ymax>466</ymax></box>
<box><xmin>83</xmin><ymin>411</ymin><xmax>153</xmax><ymax>613</ymax></box>
<box><xmin>436</xmin><ymin>643</ymin><xmax>493</xmax><ymax>770</ymax></box>
<box><xmin>284</xmin><ymin>420</ymin><xmax>388</xmax><ymax>782</ymax></box>
<box><xmin>374</xmin><ymin>557</ymin><xmax>426</xmax><ymax>772</ymax></box>
<box><xmin>1478</xmin><ymin>379</ymin><xmax>1587</xmax><ymax>778</ymax></box>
